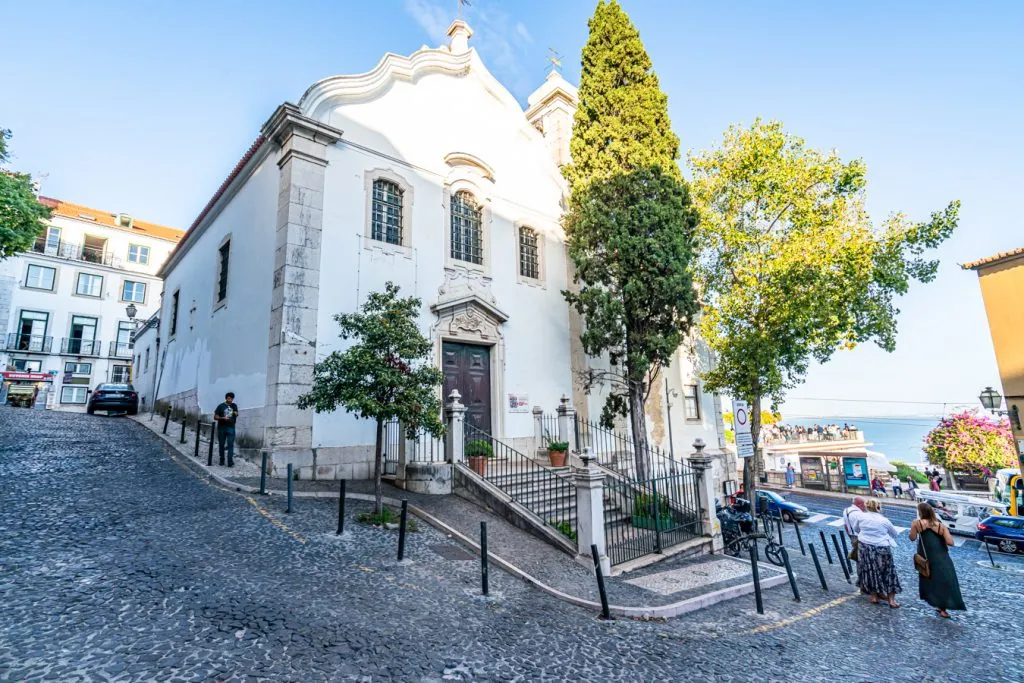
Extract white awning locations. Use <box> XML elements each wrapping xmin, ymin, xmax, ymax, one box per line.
<box><xmin>865</xmin><ymin>450</ymin><xmax>898</xmax><ymax>473</ymax></box>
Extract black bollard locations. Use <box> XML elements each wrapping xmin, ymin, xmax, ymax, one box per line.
<box><xmin>776</xmin><ymin>516</ymin><xmax>784</xmax><ymax>546</ymax></box>
<box><xmin>194</xmin><ymin>421</ymin><xmax>202</xmax><ymax>458</ymax></box>
<box><xmin>984</xmin><ymin>540</ymin><xmax>1000</xmax><ymax>569</ymax></box>
<box><xmin>780</xmin><ymin>547</ymin><xmax>801</xmax><ymax>602</ymax></box>
<box><xmin>832</xmin><ymin>534</ymin><xmax>851</xmax><ymax>583</ymax></box>
<box><xmin>163</xmin><ymin>409</ymin><xmax>171</xmax><ymax>434</ymax></box>
<box><xmin>749</xmin><ymin>538</ymin><xmax>764</xmax><ymax>614</ymax></box>
<box><xmin>260</xmin><ymin>451</ymin><xmax>268</xmax><ymax>496</ymax></box>
<box><xmin>480</xmin><ymin>521</ymin><xmax>489</xmax><ymax>596</ymax></box>
<box><xmin>839</xmin><ymin>531</ymin><xmax>852</xmax><ymax>572</ymax></box>
<box><xmin>207</xmin><ymin>423</ymin><xmax>215</xmax><ymax>465</ymax></box>
<box><xmin>397</xmin><ymin>500</ymin><xmax>408</xmax><ymax>561</ymax></box>
<box><xmin>809</xmin><ymin>545</ymin><xmax>829</xmax><ymax>591</ymax></box>
<box><xmin>179</xmin><ymin>418</ymin><xmax>187</xmax><ymax>444</ymax></box>
<box><xmin>819</xmin><ymin>530</ymin><xmax>834</xmax><ymax>564</ymax></box>
<box><xmin>286</xmin><ymin>464</ymin><xmax>293</xmax><ymax>513</ymax></box>
<box><xmin>792</xmin><ymin>519</ymin><xmax>806</xmax><ymax>555</ymax></box>
<box><xmin>590</xmin><ymin>544</ymin><xmax>611</xmax><ymax>620</ymax></box>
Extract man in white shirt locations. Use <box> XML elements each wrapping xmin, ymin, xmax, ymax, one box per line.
<box><xmin>843</xmin><ymin>496</ymin><xmax>866</xmax><ymax>537</ymax></box>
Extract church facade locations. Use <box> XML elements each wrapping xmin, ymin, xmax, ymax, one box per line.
<box><xmin>155</xmin><ymin>21</ymin><xmax>728</xmax><ymax>481</ymax></box>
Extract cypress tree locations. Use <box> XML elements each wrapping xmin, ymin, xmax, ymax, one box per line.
<box><xmin>562</xmin><ymin>0</ymin><xmax>698</xmax><ymax>480</ymax></box>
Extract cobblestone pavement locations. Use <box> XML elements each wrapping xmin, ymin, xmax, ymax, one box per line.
<box><xmin>2</xmin><ymin>408</ymin><xmax>1022</xmax><ymax>682</ymax></box>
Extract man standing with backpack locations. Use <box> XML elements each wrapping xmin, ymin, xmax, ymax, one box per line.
<box><xmin>214</xmin><ymin>392</ymin><xmax>238</xmax><ymax>467</ymax></box>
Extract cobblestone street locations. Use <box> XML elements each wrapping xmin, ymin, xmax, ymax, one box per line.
<box><xmin>1</xmin><ymin>408</ymin><xmax>1022</xmax><ymax>682</ymax></box>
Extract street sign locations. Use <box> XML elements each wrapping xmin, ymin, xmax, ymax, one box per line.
<box><xmin>733</xmin><ymin>400</ymin><xmax>755</xmax><ymax>459</ymax></box>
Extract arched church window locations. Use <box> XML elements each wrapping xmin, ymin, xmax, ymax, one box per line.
<box><xmin>371</xmin><ymin>179</ymin><xmax>404</xmax><ymax>245</ymax></box>
<box><xmin>518</xmin><ymin>227</ymin><xmax>540</xmax><ymax>279</ymax></box>
<box><xmin>450</xmin><ymin>191</ymin><xmax>483</xmax><ymax>265</ymax></box>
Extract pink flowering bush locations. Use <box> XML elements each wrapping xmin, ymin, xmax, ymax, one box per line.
<box><xmin>923</xmin><ymin>410</ymin><xmax>1016</xmax><ymax>474</ymax></box>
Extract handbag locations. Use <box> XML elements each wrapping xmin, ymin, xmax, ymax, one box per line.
<box><xmin>914</xmin><ymin>529</ymin><xmax>931</xmax><ymax>579</ymax></box>
<box><xmin>848</xmin><ymin>537</ymin><xmax>859</xmax><ymax>562</ymax></box>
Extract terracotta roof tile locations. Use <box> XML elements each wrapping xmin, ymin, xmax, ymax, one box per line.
<box><xmin>961</xmin><ymin>246</ymin><xmax>1024</xmax><ymax>270</ymax></box>
<box><xmin>39</xmin><ymin>196</ymin><xmax>184</xmax><ymax>242</ymax></box>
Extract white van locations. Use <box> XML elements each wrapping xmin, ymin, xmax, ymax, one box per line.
<box><xmin>913</xmin><ymin>489</ymin><xmax>1010</xmax><ymax>536</ymax></box>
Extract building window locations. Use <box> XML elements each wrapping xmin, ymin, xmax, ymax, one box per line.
<box><xmin>450</xmin><ymin>191</ymin><xmax>483</xmax><ymax>265</ymax></box>
<box><xmin>114</xmin><ymin>322</ymin><xmax>133</xmax><ymax>357</ymax></box>
<box><xmin>111</xmin><ymin>365</ymin><xmax>130</xmax><ymax>383</ymax></box>
<box><xmin>25</xmin><ymin>264</ymin><xmax>56</xmax><ymax>291</ymax></box>
<box><xmin>518</xmin><ymin>227</ymin><xmax>540</xmax><ymax>280</ymax></box>
<box><xmin>122</xmin><ymin>280</ymin><xmax>146</xmax><ymax>303</ymax></box>
<box><xmin>12</xmin><ymin>359</ymin><xmax>42</xmax><ymax>372</ymax></box>
<box><xmin>683</xmin><ymin>385</ymin><xmax>701</xmax><ymax>420</ymax></box>
<box><xmin>128</xmin><ymin>244</ymin><xmax>150</xmax><ymax>265</ymax></box>
<box><xmin>16</xmin><ymin>310</ymin><xmax>48</xmax><ymax>351</ymax></box>
<box><xmin>67</xmin><ymin>315</ymin><xmax>98</xmax><ymax>355</ymax></box>
<box><xmin>144</xmin><ymin>347</ymin><xmax>150</xmax><ymax>372</ymax></box>
<box><xmin>371</xmin><ymin>179</ymin><xmax>404</xmax><ymax>245</ymax></box>
<box><xmin>170</xmin><ymin>290</ymin><xmax>180</xmax><ymax>336</ymax></box>
<box><xmin>65</xmin><ymin>362</ymin><xmax>92</xmax><ymax>374</ymax></box>
<box><xmin>216</xmin><ymin>241</ymin><xmax>230</xmax><ymax>303</ymax></box>
<box><xmin>76</xmin><ymin>272</ymin><xmax>103</xmax><ymax>297</ymax></box>
<box><xmin>60</xmin><ymin>386</ymin><xmax>88</xmax><ymax>404</ymax></box>
<box><xmin>45</xmin><ymin>227</ymin><xmax>61</xmax><ymax>253</ymax></box>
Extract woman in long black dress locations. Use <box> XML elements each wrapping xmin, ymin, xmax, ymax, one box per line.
<box><xmin>909</xmin><ymin>502</ymin><xmax>966</xmax><ymax>618</ymax></box>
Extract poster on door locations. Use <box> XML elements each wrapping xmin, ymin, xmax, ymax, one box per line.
<box><xmin>507</xmin><ymin>393</ymin><xmax>529</xmax><ymax>413</ymax></box>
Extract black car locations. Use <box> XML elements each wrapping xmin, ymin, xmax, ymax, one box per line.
<box><xmin>87</xmin><ymin>383</ymin><xmax>139</xmax><ymax>415</ymax></box>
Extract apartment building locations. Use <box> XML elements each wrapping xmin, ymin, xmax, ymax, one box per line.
<box><xmin>0</xmin><ymin>197</ymin><xmax>183</xmax><ymax>410</ymax></box>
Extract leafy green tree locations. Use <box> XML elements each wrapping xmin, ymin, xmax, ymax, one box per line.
<box><xmin>297</xmin><ymin>282</ymin><xmax>444</xmax><ymax>514</ymax></box>
<box><xmin>924</xmin><ymin>411</ymin><xmax>1016</xmax><ymax>475</ymax></box>
<box><xmin>689</xmin><ymin>119</ymin><xmax>959</xmax><ymax>497</ymax></box>
<box><xmin>0</xmin><ymin>128</ymin><xmax>51</xmax><ymax>259</ymax></box>
<box><xmin>890</xmin><ymin>461</ymin><xmax>929</xmax><ymax>485</ymax></box>
<box><xmin>562</xmin><ymin>0</ymin><xmax>699</xmax><ymax>480</ymax></box>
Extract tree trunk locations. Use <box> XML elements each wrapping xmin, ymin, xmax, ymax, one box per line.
<box><xmin>374</xmin><ymin>418</ymin><xmax>384</xmax><ymax>515</ymax></box>
<box><xmin>628</xmin><ymin>383</ymin><xmax>650</xmax><ymax>481</ymax></box>
<box><xmin>743</xmin><ymin>395</ymin><xmax>763</xmax><ymax>509</ymax></box>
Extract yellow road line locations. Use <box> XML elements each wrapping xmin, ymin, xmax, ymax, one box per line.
<box><xmin>245</xmin><ymin>496</ymin><xmax>307</xmax><ymax>545</ymax></box>
<box><xmin>744</xmin><ymin>592</ymin><xmax>859</xmax><ymax>635</ymax></box>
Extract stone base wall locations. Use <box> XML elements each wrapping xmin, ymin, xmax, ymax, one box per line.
<box><xmin>264</xmin><ymin>443</ymin><xmax>377</xmax><ymax>481</ymax></box>
<box><xmin>155</xmin><ymin>388</ymin><xmax>265</xmax><ymax>450</ymax></box>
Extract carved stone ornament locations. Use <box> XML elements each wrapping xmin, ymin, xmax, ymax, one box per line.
<box><xmin>437</xmin><ymin>268</ymin><xmax>498</xmax><ymax>307</ymax></box>
<box><xmin>451</xmin><ymin>309</ymin><xmax>485</xmax><ymax>335</ymax></box>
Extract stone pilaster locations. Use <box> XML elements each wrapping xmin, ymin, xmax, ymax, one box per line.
<box><xmin>556</xmin><ymin>395</ymin><xmax>577</xmax><ymax>453</ymax></box>
<box><xmin>532</xmin><ymin>405</ymin><xmax>544</xmax><ymax>455</ymax></box>
<box><xmin>575</xmin><ymin>448</ymin><xmax>610</xmax><ymax>575</ymax></box>
<box><xmin>261</xmin><ymin>104</ymin><xmax>343</xmax><ymax>460</ymax></box>
<box><xmin>688</xmin><ymin>439</ymin><xmax>723</xmax><ymax>552</ymax></box>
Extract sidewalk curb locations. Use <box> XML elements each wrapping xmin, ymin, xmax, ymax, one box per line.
<box><xmin>132</xmin><ymin>414</ymin><xmax>788</xmax><ymax>619</ymax></box>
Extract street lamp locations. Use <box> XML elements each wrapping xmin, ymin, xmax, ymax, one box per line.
<box><xmin>978</xmin><ymin>386</ymin><xmax>1022</xmax><ymax>430</ymax></box>
<box><xmin>125</xmin><ymin>302</ymin><xmax>138</xmax><ymax>324</ymax></box>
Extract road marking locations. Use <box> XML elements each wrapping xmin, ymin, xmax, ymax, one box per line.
<box><xmin>805</xmin><ymin>514</ymin><xmax>830</xmax><ymax>524</ymax></box>
<box><xmin>245</xmin><ymin>497</ymin><xmax>307</xmax><ymax>545</ymax></box>
<box><xmin>744</xmin><ymin>592</ymin><xmax>860</xmax><ymax>635</ymax></box>
<box><xmin>827</xmin><ymin>518</ymin><xmax>846</xmax><ymax>527</ymax></box>
<box><xmin>893</xmin><ymin>526</ymin><xmax>908</xmax><ymax>534</ymax></box>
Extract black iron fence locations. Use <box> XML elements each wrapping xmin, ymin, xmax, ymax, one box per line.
<box><xmin>383</xmin><ymin>418</ymin><xmax>401</xmax><ymax>476</ymax></box>
<box><xmin>603</xmin><ymin>469</ymin><xmax>702</xmax><ymax>566</ymax></box>
<box><xmin>464</xmin><ymin>423</ymin><xmax>577</xmax><ymax>546</ymax></box>
<box><xmin>3</xmin><ymin>333</ymin><xmax>53</xmax><ymax>353</ymax></box>
<box><xmin>572</xmin><ymin>415</ymin><xmax>684</xmax><ymax>479</ymax></box>
<box><xmin>383</xmin><ymin>419</ymin><xmax>446</xmax><ymax>476</ymax></box>
<box><xmin>539</xmin><ymin>413</ymin><xmax>559</xmax><ymax>447</ymax></box>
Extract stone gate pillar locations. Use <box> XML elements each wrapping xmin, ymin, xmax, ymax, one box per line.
<box><xmin>261</xmin><ymin>104</ymin><xmax>343</xmax><ymax>472</ymax></box>
<box><xmin>556</xmin><ymin>395</ymin><xmax>577</xmax><ymax>453</ymax></box>
<box><xmin>575</xmin><ymin>448</ymin><xmax>610</xmax><ymax>575</ymax></box>
<box><xmin>688</xmin><ymin>438</ymin><xmax>723</xmax><ymax>551</ymax></box>
<box><xmin>445</xmin><ymin>390</ymin><xmax>467</xmax><ymax>464</ymax></box>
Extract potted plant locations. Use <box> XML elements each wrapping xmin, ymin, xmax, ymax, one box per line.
<box><xmin>466</xmin><ymin>439</ymin><xmax>493</xmax><ymax>476</ymax></box>
<box><xmin>631</xmin><ymin>493</ymin><xmax>673</xmax><ymax>530</ymax></box>
<box><xmin>546</xmin><ymin>439</ymin><xmax>569</xmax><ymax>467</ymax></box>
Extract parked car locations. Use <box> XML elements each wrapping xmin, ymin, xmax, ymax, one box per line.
<box><xmin>86</xmin><ymin>383</ymin><xmax>139</xmax><ymax>415</ymax></box>
<box><xmin>976</xmin><ymin>515</ymin><xmax>1024</xmax><ymax>554</ymax></box>
<box><xmin>754</xmin><ymin>490</ymin><xmax>811</xmax><ymax>523</ymax></box>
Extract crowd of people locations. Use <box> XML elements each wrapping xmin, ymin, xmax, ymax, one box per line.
<box><xmin>843</xmin><ymin>496</ymin><xmax>965</xmax><ymax>618</ymax></box>
<box><xmin>870</xmin><ymin>468</ymin><xmax>946</xmax><ymax>498</ymax></box>
<box><xmin>762</xmin><ymin>422</ymin><xmax>859</xmax><ymax>445</ymax></box>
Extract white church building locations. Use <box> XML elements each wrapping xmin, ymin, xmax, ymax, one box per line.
<box><xmin>155</xmin><ymin>20</ymin><xmax>729</xmax><ymax>486</ymax></box>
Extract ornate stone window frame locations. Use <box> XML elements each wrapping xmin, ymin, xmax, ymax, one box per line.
<box><xmin>514</xmin><ymin>221</ymin><xmax>546</xmax><ymax>288</ymax></box>
<box><xmin>363</xmin><ymin>167</ymin><xmax>414</xmax><ymax>256</ymax></box>
<box><xmin>443</xmin><ymin>178</ymin><xmax>492</xmax><ymax>275</ymax></box>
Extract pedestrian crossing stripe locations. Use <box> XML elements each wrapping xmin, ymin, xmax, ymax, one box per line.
<box><xmin>805</xmin><ymin>513</ymin><xmax>830</xmax><ymax>524</ymax></box>
<box><xmin>827</xmin><ymin>518</ymin><xmax>846</xmax><ymax>527</ymax></box>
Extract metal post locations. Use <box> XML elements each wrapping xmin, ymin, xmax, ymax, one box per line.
<box><xmin>163</xmin><ymin>408</ymin><xmax>170</xmax><ymax>434</ymax></box>
<box><xmin>480</xmin><ymin>521</ymin><xmax>489</xmax><ymax>596</ymax></box>
<box><xmin>664</xmin><ymin>377</ymin><xmax>675</xmax><ymax>461</ymax></box>
<box><xmin>781</xmin><ymin>547</ymin><xmax>801</xmax><ymax>602</ymax></box>
<box><xmin>397</xmin><ymin>499</ymin><xmax>408</xmax><ymax>561</ymax></box>
<box><xmin>651</xmin><ymin>477</ymin><xmax>663</xmax><ymax>553</ymax></box>
<box><xmin>590</xmin><ymin>544</ymin><xmax>611</xmax><ymax>620</ymax></box>
<box><xmin>286</xmin><ymin>464</ymin><xmax>293</xmax><ymax>514</ymax></box>
<box><xmin>207</xmin><ymin>423</ymin><xmax>215</xmax><ymax>466</ymax></box>
<box><xmin>792</xmin><ymin>518</ymin><xmax>806</xmax><ymax>555</ymax></box>
<box><xmin>832</xmin><ymin>534</ymin><xmax>850</xmax><ymax>583</ymax></box>
<box><xmin>336</xmin><ymin>479</ymin><xmax>346</xmax><ymax>535</ymax></box>
<box><xmin>194</xmin><ymin>421</ymin><xmax>202</xmax><ymax>458</ymax></box>
<box><xmin>819</xmin><ymin>530</ymin><xmax>834</xmax><ymax>564</ymax></box>
<box><xmin>984</xmin><ymin>540</ymin><xmax>1000</xmax><ymax>569</ymax></box>
<box><xmin>179</xmin><ymin>417</ymin><xmax>187</xmax><ymax>444</ymax></box>
<box><xmin>260</xmin><ymin>451</ymin><xmax>268</xmax><ymax>495</ymax></box>
<box><xmin>748</xmin><ymin>538</ymin><xmax>764</xmax><ymax>614</ymax></box>
<box><xmin>776</xmin><ymin>515</ymin><xmax>784</xmax><ymax>546</ymax></box>
<box><xmin>809</xmin><ymin>545</ymin><xmax>829</xmax><ymax>591</ymax></box>
<box><xmin>839</xmin><ymin>531</ymin><xmax>852</xmax><ymax>573</ymax></box>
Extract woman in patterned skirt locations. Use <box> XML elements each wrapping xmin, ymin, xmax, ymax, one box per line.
<box><xmin>852</xmin><ymin>498</ymin><xmax>902</xmax><ymax>607</ymax></box>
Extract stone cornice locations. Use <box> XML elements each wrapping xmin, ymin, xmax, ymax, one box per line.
<box><xmin>261</xmin><ymin>103</ymin><xmax>344</xmax><ymax>147</ymax></box>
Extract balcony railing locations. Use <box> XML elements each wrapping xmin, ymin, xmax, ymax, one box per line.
<box><xmin>32</xmin><ymin>238</ymin><xmax>122</xmax><ymax>269</ymax></box>
<box><xmin>60</xmin><ymin>338</ymin><xmax>102</xmax><ymax>356</ymax></box>
<box><xmin>108</xmin><ymin>341</ymin><xmax>134</xmax><ymax>358</ymax></box>
<box><xmin>3</xmin><ymin>333</ymin><xmax>53</xmax><ymax>353</ymax></box>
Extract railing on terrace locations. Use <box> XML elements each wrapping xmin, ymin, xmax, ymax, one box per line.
<box><xmin>32</xmin><ymin>238</ymin><xmax>122</xmax><ymax>269</ymax></box>
<box><xmin>382</xmin><ymin>418</ymin><xmax>447</xmax><ymax>476</ymax></box>
<box><xmin>108</xmin><ymin>341</ymin><xmax>134</xmax><ymax>358</ymax></box>
<box><xmin>538</xmin><ymin>413</ymin><xmax>559</xmax><ymax>446</ymax></box>
<box><xmin>3</xmin><ymin>333</ymin><xmax>53</xmax><ymax>353</ymax></box>
<box><xmin>464</xmin><ymin>423</ymin><xmax>577</xmax><ymax>547</ymax></box>
<box><xmin>762</xmin><ymin>430</ymin><xmax>863</xmax><ymax>446</ymax></box>
<box><xmin>60</xmin><ymin>338</ymin><xmax>102</xmax><ymax>356</ymax></box>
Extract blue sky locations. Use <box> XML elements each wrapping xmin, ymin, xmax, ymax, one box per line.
<box><xmin>3</xmin><ymin>1</ymin><xmax>1021</xmax><ymax>417</ymax></box>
